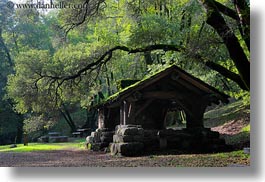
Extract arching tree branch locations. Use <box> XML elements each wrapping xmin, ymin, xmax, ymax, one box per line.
<box><xmin>37</xmin><ymin>44</ymin><xmax>247</xmax><ymax>97</ymax></box>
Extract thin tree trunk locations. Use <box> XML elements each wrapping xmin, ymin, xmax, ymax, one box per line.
<box><xmin>0</xmin><ymin>28</ymin><xmax>13</xmax><ymax>67</ymax></box>
<box><xmin>59</xmin><ymin>104</ymin><xmax>77</xmax><ymax>132</ymax></box>
<box><xmin>233</xmin><ymin>0</ymin><xmax>250</xmax><ymax>50</ymax></box>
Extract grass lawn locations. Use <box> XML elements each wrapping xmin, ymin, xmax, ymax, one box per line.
<box><xmin>0</xmin><ymin>138</ymin><xmax>86</xmax><ymax>152</ymax></box>
<box><xmin>204</xmin><ymin>100</ymin><xmax>250</xmax><ymax>128</ymax></box>
<box><xmin>204</xmin><ymin>100</ymin><xmax>250</xmax><ymax>149</ymax></box>
<box><xmin>150</xmin><ymin>150</ymin><xmax>250</xmax><ymax>167</ymax></box>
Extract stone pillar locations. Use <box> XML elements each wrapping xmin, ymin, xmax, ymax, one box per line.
<box><xmin>185</xmin><ymin>98</ymin><xmax>208</xmax><ymax>129</ymax></box>
<box><xmin>185</xmin><ymin>112</ymin><xmax>204</xmax><ymax>129</ymax></box>
<box><xmin>86</xmin><ymin>128</ymin><xmax>114</xmax><ymax>151</ymax></box>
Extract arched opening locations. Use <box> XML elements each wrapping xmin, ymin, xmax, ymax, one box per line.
<box><xmin>165</xmin><ymin>109</ymin><xmax>186</xmax><ymax>129</ymax></box>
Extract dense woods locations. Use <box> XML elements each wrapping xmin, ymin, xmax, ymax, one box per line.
<box><xmin>0</xmin><ymin>0</ymin><xmax>249</xmax><ymax>145</ymax></box>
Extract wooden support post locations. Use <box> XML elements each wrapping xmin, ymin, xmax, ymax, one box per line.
<box><xmin>98</xmin><ymin>108</ymin><xmax>105</xmax><ymax>129</ymax></box>
<box><xmin>127</xmin><ymin>102</ymin><xmax>136</xmax><ymax>124</ymax></box>
<box><xmin>120</xmin><ymin>105</ymin><xmax>123</xmax><ymax>125</ymax></box>
<box><xmin>123</xmin><ymin>101</ymin><xmax>126</xmax><ymax>125</ymax></box>
<box><xmin>123</xmin><ymin>100</ymin><xmax>129</xmax><ymax>125</ymax></box>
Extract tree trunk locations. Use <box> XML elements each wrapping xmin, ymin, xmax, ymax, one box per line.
<box><xmin>198</xmin><ymin>0</ymin><xmax>250</xmax><ymax>90</ymax></box>
<box><xmin>59</xmin><ymin>105</ymin><xmax>77</xmax><ymax>132</ymax></box>
<box><xmin>187</xmin><ymin>50</ymin><xmax>248</xmax><ymax>90</ymax></box>
<box><xmin>0</xmin><ymin>28</ymin><xmax>13</xmax><ymax>67</ymax></box>
<box><xmin>16</xmin><ymin>116</ymin><xmax>24</xmax><ymax>144</ymax></box>
<box><xmin>233</xmin><ymin>0</ymin><xmax>250</xmax><ymax>50</ymax></box>
<box><xmin>205</xmin><ymin>61</ymin><xmax>248</xmax><ymax>90</ymax></box>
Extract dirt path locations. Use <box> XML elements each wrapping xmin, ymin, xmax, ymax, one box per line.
<box><xmin>0</xmin><ymin>150</ymin><xmax>250</xmax><ymax>167</ymax></box>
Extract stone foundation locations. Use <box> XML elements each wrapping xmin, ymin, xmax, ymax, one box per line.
<box><xmin>158</xmin><ymin>128</ymin><xmax>230</xmax><ymax>152</ymax></box>
<box><xmin>87</xmin><ymin>125</ymin><xmax>231</xmax><ymax>156</ymax></box>
<box><xmin>110</xmin><ymin>125</ymin><xmax>144</xmax><ymax>156</ymax></box>
<box><xmin>142</xmin><ymin>130</ymin><xmax>160</xmax><ymax>151</ymax></box>
<box><xmin>86</xmin><ymin>128</ymin><xmax>114</xmax><ymax>151</ymax></box>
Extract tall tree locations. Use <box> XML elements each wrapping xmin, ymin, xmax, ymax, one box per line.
<box><xmin>197</xmin><ymin>0</ymin><xmax>250</xmax><ymax>90</ymax></box>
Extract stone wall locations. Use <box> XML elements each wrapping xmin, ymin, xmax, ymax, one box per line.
<box><xmin>110</xmin><ymin>125</ymin><xmax>144</xmax><ymax>156</ymax></box>
<box><xmin>158</xmin><ymin>128</ymin><xmax>230</xmax><ymax>152</ymax></box>
<box><xmin>86</xmin><ymin>128</ymin><xmax>114</xmax><ymax>151</ymax></box>
<box><xmin>87</xmin><ymin>125</ymin><xmax>232</xmax><ymax>156</ymax></box>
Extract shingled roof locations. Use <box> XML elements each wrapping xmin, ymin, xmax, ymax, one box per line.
<box><xmin>97</xmin><ymin>65</ymin><xmax>229</xmax><ymax>107</ymax></box>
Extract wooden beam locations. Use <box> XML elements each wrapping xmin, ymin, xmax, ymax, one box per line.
<box><xmin>135</xmin><ymin>99</ymin><xmax>154</xmax><ymax>118</ymax></box>
<box><xmin>171</xmin><ymin>78</ymin><xmax>202</xmax><ymax>95</ymax></box>
<box><xmin>142</xmin><ymin>91</ymin><xmax>178</xmax><ymax>99</ymax></box>
<box><xmin>141</xmin><ymin>91</ymin><xmax>194</xmax><ymax>118</ymax></box>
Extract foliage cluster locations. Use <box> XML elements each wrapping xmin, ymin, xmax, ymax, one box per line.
<box><xmin>0</xmin><ymin>0</ymin><xmax>250</xmax><ymax>144</ymax></box>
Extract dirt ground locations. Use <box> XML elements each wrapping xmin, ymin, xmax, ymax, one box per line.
<box><xmin>0</xmin><ymin>149</ymin><xmax>250</xmax><ymax>167</ymax></box>
<box><xmin>211</xmin><ymin>113</ymin><xmax>250</xmax><ymax>135</ymax></box>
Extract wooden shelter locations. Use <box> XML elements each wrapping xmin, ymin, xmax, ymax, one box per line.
<box><xmin>96</xmin><ymin>65</ymin><xmax>229</xmax><ymax>131</ymax></box>
<box><xmin>86</xmin><ymin>65</ymin><xmax>232</xmax><ymax>155</ymax></box>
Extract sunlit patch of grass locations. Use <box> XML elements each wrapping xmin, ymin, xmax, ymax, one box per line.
<box><xmin>204</xmin><ymin>100</ymin><xmax>244</xmax><ymax>119</ymax></box>
<box><xmin>0</xmin><ymin>140</ymin><xmax>86</xmax><ymax>152</ymax></box>
<box><xmin>241</xmin><ymin>124</ymin><xmax>250</xmax><ymax>132</ymax></box>
<box><xmin>214</xmin><ymin>150</ymin><xmax>250</xmax><ymax>159</ymax></box>
<box><xmin>204</xmin><ymin>100</ymin><xmax>250</xmax><ymax>128</ymax></box>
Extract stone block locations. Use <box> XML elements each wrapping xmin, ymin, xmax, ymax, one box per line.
<box><xmin>96</xmin><ymin>128</ymin><xmax>111</xmax><ymax>132</ymax></box>
<box><xmin>113</xmin><ymin>134</ymin><xmax>144</xmax><ymax>143</ymax></box>
<box><xmin>113</xmin><ymin>135</ymin><xmax>133</xmax><ymax>143</ymax></box>
<box><xmin>117</xmin><ymin>127</ymin><xmax>144</xmax><ymax>136</ymax></box>
<box><xmin>133</xmin><ymin>135</ymin><xmax>144</xmax><ymax>142</ymax></box>
<box><xmin>110</xmin><ymin>143</ymin><xmax>118</xmax><ymax>155</ymax></box>
<box><xmin>91</xmin><ymin>142</ymin><xmax>109</xmax><ymax>151</ymax></box>
<box><xmin>100</xmin><ymin>136</ymin><xmax>113</xmax><ymax>143</ymax></box>
<box><xmin>117</xmin><ymin>142</ymin><xmax>144</xmax><ymax>156</ymax></box>
<box><xmin>158</xmin><ymin>129</ymin><xmax>187</xmax><ymax>138</ymax></box>
<box><xmin>91</xmin><ymin>132</ymin><xmax>96</xmax><ymax>138</ymax></box>
<box><xmin>91</xmin><ymin>132</ymin><xmax>101</xmax><ymax>142</ymax></box>
<box><xmin>86</xmin><ymin>136</ymin><xmax>94</xmax><ymax>143</ymax></box>
<box><xmin>115</xmin><ymin>125</ymin><xmax>142</xmax><ymax>131</ymax></box>
<box><xmin>101</xmin><ymin>131</ymin><xmax>114</xmax><ymax>138</ymax></box>
<box><xmin>144</xmin><ymin>130</ymin><xmax>159</xmax><ymax>137</ymax></box>
<box><xmin>159</xmin><ymin>138</ymin><xmax>167</xmax><ymax>149</ymax></box>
